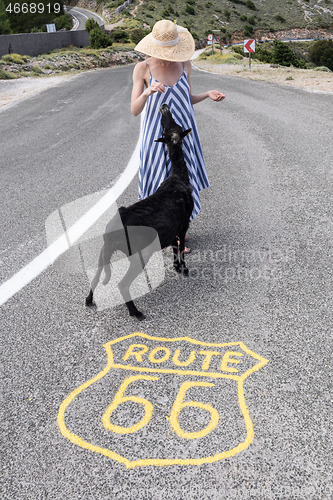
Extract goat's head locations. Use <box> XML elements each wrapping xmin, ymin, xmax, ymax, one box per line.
<box><xmin>155</xmin><ymin>103</ymin><xmax>191</xmax><ymax>146</ymax></box>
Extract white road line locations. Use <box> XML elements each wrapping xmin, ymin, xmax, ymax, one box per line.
<box><xmin>0</xmin><ymin>120</ymin><xmax>142</xmax><ymax>307</ymax></box>
<box><xmin>80</xmin><ymin>8</ymin><xmax>105</xmax><ymax>25</ymax></box>
<box><xmin>70</xmin><ymin>14</ymin><xmax>79</xmax><ymax>31</ymax></box>
<box><xmin>71</xmin><ymin>8</ymin><xmax>89</xmax><ymax>20</ymax></box>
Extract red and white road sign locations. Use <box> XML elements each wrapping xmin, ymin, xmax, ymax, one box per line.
<box><xmin>244</xmin><ymin>39</ymin><xmax>255</xmax><ymax>53</ymax></box>
<box><xmin>208</xmin><ymin>34</ymin><xmax>213</xmax><ymax>41</ymax></box>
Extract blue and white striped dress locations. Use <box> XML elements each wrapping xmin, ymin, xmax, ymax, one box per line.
<box><xmin>138</xmin><ymin>64</ymin><xmax>209</xmax><ymax>221</ymax></box>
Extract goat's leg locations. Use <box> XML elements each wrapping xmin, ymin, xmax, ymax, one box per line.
<box><xmin>118</xmin><ymin>253</ymin><xmax>147</xmax><ymax>320</ymax></box>
<box><xmin>85</xmin><ymin>246</ymin><xmax>105</xmax><ymax>306</ymax></box>
<box><xmin>176</xmin><ymin>235</ymin><xmax>189</xmax><ymax>276</ymax></box>
<box><xmin>172</xmin><ymin>237</ymin><xmax>181</xmax><ymax>272</ymax></box>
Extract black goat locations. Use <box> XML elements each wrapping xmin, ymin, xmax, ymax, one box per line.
<box><xmin>85</xmin><ymin>103</ymin><xmax>194</xmax><ymax>320</ymax></box>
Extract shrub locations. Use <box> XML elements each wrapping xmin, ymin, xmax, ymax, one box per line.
<box><xmin>129</xmin><ymin>27</ymin><xmax>149</xmax><ymax>44</ymax></box>
<box><xmin>54</xmin><ymin>14</ymin><xmax>73</xmax><ymax>31</ymax></box>
<box><xmin>254</xmin><ymin>46</ymin><xmax>273</xmax><ymax>63</ymax></box>
<box><xmin>185</xmin><ymin>5</ymin><xmax>196</xmax><ymax>15</ymax></box>
<box><xmin>85</xmin><ymin>19</ymin><xmax>100</xmax><ymax>33</ymax></box>
<box><xmin>2</xmin><ymin>53</ymin><xmax>25</xmax><ymax>64</ymax></box>
<box><xmin>90</xmin><ymin>29</ymin><xmax>112</xmax><ymax>49</ymax></box>
<box><xmin>244</xmin><ymin>25</ymin><xmax>254</xmax><ymax>37</ymax></box>
<box><xmin>31</xmin><ymin>65</ymin><xmax>43</xmax><ymax>74</ymax></box>
<box><xmin>274</xmin><ymin>15</ymin><xmax>286</xmax><ymax>23</ymax></box>
<box><xmin>111</xmin><ymin>26</ymin><xmax>130</xmax><ymax>43</ymax></box>
<box><xmin>272</xmin><ymin>40</ymin><xmax>306</xmax><ymax>68</ymax></box>
<box><xmin>198</xmin><ymin>52</ymin><xmax>242</xmax><ymax>64</ymax></box>
<box><xmin>224</xmin><ymin>10</ymin><xmax>231</xmax><ymax>21</ymax></box>
<box><xmin>111</xmin><ymin>20</ymin><xmax>149</xmax><ymax>44</ymax></box>
<box><xmin>314</xmin><ymin>66</ymin><xmax>332</xmax><ymax>72</ymax></box>
<box><xmin>231</xmin><ymin>46</ymin><xmax>244</xmax><ymax>56</ymax></box>
<box><xmin>0</xmin><ymin>68</ymin><xmax>16</xmax><ymax>79</ymax></box>
<box><xmin>246</xmin><ymin>0</ymin><xmax>256</xmax><ymax>10</ymax></box>
<box><xmin>309</xmin><ymin>40</ymin><xmax>333</xmax><ymax>71</ymax></box>
<box><xmin>236</xmin><ymin>41</ymin><xmax>308</xmax><ymax>67</ymax></box>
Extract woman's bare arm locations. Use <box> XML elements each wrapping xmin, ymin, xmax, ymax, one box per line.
<box><xmin>131</xmin><ymin>61</ymin><xmax>166</xmax><ymax>116</ymax></box>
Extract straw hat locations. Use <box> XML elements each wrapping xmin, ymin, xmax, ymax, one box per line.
<box><xmin>135</xmin><ymin>20</ymin><xmax>195</xmax><ymax>62</ymax></box>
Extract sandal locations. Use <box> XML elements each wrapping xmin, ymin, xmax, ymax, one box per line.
<box><xmin>177</xmin><ymin>235</ymin><xmax>189</xmax><ymax>244</ymax></box>
<box><xmin>177</xmin><ymin>238</ymin><xmax>191</xmax><ymax>254</ymax></box>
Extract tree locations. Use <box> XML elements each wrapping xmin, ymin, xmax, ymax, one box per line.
<box><xmin>85</xmin><ymin>18</ymin><xmax>112</xmax><ymax>49</ymax></box>
<box><xmin>0</xmin><ymin>0</ymin><xmax>11</xmax><ymax>34</ymax></box>
<box><xmin>309</xmin><ymin>40</ymin><xmax>333</xmax><ymax>71</ymax></box>
<box><xmin>89</xmin><ymin>28</ymin><xmax>112</xmax><ymax>49</ymax></box>
<box><xmin>3</xmin><ymin>0</ymin><xmax>67</xmax><ymax>34</ymax></box>
<box><xmin>272</xmin><ymin>40</ymin><xmax>306</xmax><ymax>68</ymax></box>
<box><xmin>85</xmin><ymin>18</ymin><xmax>100</xmax><ymax>33</ymax></box>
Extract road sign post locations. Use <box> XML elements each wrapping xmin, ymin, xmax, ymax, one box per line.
<box><xmin>208</xmin><ymin>34</ymin><xmax>214</xmax><ymax>55</ymax></box>
<box><xmin>212</xmin><ymin>29</ymin><xmax>222</xmax><ymax>53</ymax></box>
<box><xmin>244</xmin><ymin>39</ymin><xmax>255</xmax><ymax>71</ymax></box>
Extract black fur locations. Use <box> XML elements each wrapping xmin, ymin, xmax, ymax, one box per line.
<box><xmin>85</xmin><ymin>103</ymin><xmax>194</xmax><ymax>320</ymax></box>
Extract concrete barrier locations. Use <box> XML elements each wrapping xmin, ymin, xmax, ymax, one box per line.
<box><xmin>0</xmin><ymin>31</ymin><xmax>90</xmax><ymax>57</ymax></box>
<box><xmin>114</xmin><ymin>0</ymin><xmax>132</xmax><ymax>15</ymax></box>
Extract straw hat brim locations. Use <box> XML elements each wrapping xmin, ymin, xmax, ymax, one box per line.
<box><xmin>135</xmin><ymin>26</ymin><xmax>195</xmax><ymax>62</ymax></box>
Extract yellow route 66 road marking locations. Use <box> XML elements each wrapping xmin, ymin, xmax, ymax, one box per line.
<box><xmin>58</xmin><ymin>333</ymin><xmax>268</xmax><ymax>468</ymax></box>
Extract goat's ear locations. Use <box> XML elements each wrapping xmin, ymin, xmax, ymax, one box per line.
<box><xmin>182</xmin><ymin>129</ymin><xmax>192</xmax><ymax>138</ymax></box>
<box><xmin>155</xmin><ymin>137</ymin><xmax>166</xmax><ymax>143</ymax></box>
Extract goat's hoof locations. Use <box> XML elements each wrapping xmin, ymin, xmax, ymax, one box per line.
<box><xmin>85</xmin><ymin>297</ymin><xmax>96</xmax><ymax>307</ymax></box>
<box><xmin>174</xmin><ymin>262</ymin><xmax>189</xmax><ymax>276</ymax></box>
<box><xmin>182</xmin><ymin>267</ymin><xmax>189</xmax><ymax>276</ymax></box>
<box><xmin>131</xmin><ymin>311</ymin><xmax>146</xmax><ymax>321</ymax></box>
<box><xmin>85</xmin><ymin>291</ymin><xmax>95</xmax><ymax>307</ymax></box>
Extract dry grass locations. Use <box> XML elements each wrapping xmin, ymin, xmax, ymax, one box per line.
<box><xmin>193</xmin><ymin>59</ymin><xmax>333</xmax><ymax>93</ymax></box>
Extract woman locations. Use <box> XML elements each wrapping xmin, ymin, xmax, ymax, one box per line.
<box><xmin>131</xmin><ymin>20</ymin><xmax>225</xmax><ymax>248</ymax></box>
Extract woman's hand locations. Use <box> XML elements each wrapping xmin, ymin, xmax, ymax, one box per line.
<box><xmin>144</xmin><ymin>81</ymin><xmax>166</xmax><ymax>97</ymax></box>
<box><xmin>207</xmin><ymin>90</ymin><xmax>226</xmax><ymax>101</ymax></box>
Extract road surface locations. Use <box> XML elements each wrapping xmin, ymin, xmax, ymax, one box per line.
<box><xmin>1</xmin><ymin>65</ymin><xmax>332</xmax><ymax>499</ymax></box>
<box><xmin>65</xmin><ymin>5</ymin><xmax>105</xmax><ymax>30</ymax></box>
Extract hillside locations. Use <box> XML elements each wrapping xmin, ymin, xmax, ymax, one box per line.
<box><xmin>69</xmin><ymin>0</ymin><xmax>333</xmax><ymax>43</ymax></box>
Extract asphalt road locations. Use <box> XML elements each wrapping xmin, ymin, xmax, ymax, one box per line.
<box><xmin>65</xmin><ymin>6</ymin><xmax>105</xmax><ymax>30</ymax></box>
<box><xmin>1</xmin><ymin>65</ymin><xmax>332</xmax><ymax>499</ymax></box>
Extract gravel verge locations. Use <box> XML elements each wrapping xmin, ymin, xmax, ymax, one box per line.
<box><xmin>1</xmin><ymin>54</ymin><xmax>332</xmax><ymax>112</ymax></box>
<box><xmin>0</xmin><ymin>73</ymin><xmax>83</xmax><ymax>110</ymax></box>
<box><xmin>193</xmin><ymin>59</ymin><xmax>333</xmax><ymax>93</ymax></box>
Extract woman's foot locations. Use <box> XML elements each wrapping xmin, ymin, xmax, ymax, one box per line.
<box><xmin>177</xmin><ymin>236</ymin><xmax>190</xmax><ymax>254</ymax></box>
